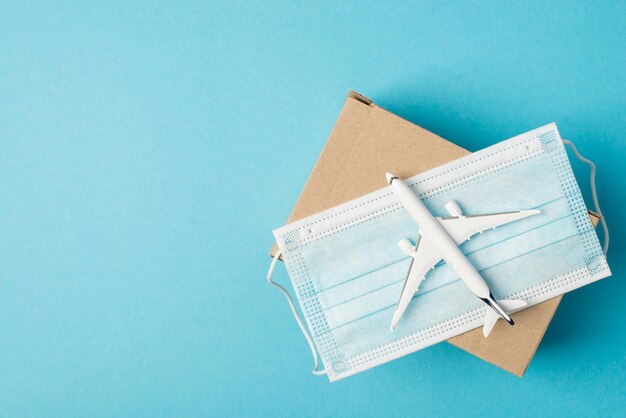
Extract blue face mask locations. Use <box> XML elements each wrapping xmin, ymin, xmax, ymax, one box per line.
<box><xmin>268</xmin><ymin>123</ymin><xmax>610</xmax><ymax>382</ymax></box>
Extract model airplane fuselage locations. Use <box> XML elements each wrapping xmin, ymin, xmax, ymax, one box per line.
<box><xmin>386</xmin><ymin>172</ymin><xmax>540</xmax><ymax>337</ymax></box>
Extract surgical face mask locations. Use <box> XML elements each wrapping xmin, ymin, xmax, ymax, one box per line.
<box><xmin>268</xmin><ymin>123</ymin><xmax>610</xmax><ymax>382</ymax></box>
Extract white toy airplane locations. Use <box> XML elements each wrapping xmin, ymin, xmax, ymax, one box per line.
<box><xmin>386</xmin><ymin>172</ymin><xmax>540</xmax><ymax>337</ymax></box>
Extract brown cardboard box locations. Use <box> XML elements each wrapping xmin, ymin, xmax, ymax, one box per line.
<box><xmin>270</xmin><ymin>91</ymin><xmax>600</xmax><ymax>377</ymax></box>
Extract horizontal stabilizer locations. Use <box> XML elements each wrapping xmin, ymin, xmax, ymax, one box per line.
<box><xmin>482</xmin><ymin>299</ymin><xmax>528</xmax><ymax>337</ymax></box>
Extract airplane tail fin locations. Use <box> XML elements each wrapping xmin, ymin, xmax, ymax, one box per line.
<box><xmin>483</xmin><ymin>299</ymin><xmax>527</xmax><ymax>337</ymax></box>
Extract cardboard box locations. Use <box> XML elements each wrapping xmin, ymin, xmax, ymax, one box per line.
<box><xmin>270</xmin><ymin>91</ymin><xmax>600</xmax><ymax>377</ymax></box>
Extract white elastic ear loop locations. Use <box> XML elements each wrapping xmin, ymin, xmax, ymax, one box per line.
<box><xmin>267</xmin><ymin>250</ymin><xmax>327</xmax><ymax>376</ymax></box>
<box><xmin>563</xmin><ymin>139</ymin><xmax>609</xmax><ymax>255</ymax></box>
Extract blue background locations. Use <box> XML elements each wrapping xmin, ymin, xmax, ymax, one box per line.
<box><xmin>1</xmin><ymin>1</ymin><xmax>624</xmax><ymax>416</ymax></box>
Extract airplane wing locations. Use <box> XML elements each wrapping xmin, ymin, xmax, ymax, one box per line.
<box><xmin>391</xmin><ymin>234</ymin><xmax>442</xmax><ymax>331</ymax></box>
<box><xmin>438</xmin><ymin>209</ymin><xmax>540</xmax><ymax>245</ymax></box>
<box><xmin>391</xmin><ymin>206</ymin><xmax>540</xmax><ymax>331</ymax></box>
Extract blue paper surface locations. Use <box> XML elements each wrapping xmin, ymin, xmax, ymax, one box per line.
<box><xmin>0</xmin><ymin>1</ymin><xmax>624</xmax><ymax>416</ymax></box>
